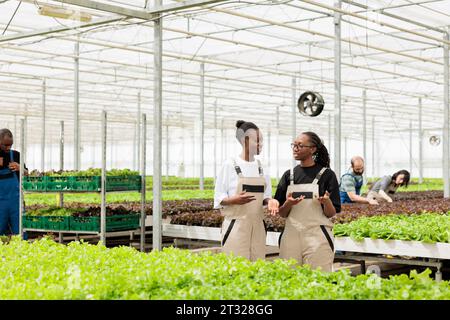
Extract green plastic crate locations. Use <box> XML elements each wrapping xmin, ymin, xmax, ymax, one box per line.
<box><xmin>22</xmin><ymin>176</ymin><xmax>47</xmax><ymax>191</ymax></box>
<box><xmin>70</xmin><ymin>176</ymin><xmax>100</xmax><ymax>191</ymax></box>
<box><xmin>45</xmin><ymin>176</ymin><xmax>72</xmax><ymax>191</ymax></box>
<box><xmin>22</xmin><ymin>216</ymin><xmax>70</xmax><ymax>231</ymax></box>
<box><xmin>22</xmin><ymin>215</ymin><xmax>45</xmax><ymax>229</ymax></box>
<box><xmin>105</xmin><ymin>176</ymin><xmax>142</xmax><ymax>192</ymax></box>
<box><xmin>44</xmin><ymin>216</ymin><xmax>71</xmax><ymax>231</ymax></box>
<box><xmin>70</xmin><ymin>214</ymin><xmax>140</xmax><ymax>232</ymax></box>
<box><xmin>22</xmin><ymin>175</ymin><xmax>142</xmax><ymax>192</ymax></box>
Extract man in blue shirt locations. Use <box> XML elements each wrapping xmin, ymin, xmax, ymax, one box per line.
<box><xmin>339</xmin><ymin>156</ymin><xmax>378</xmax><ymax>205</ymax></box>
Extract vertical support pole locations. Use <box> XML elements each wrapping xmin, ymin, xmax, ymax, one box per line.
<box><xmin>334</xmin><ymin>0</ymin><xmax>342</xmax><ymax>178</ymax></box>
<box><xmin>363</xmin><ymin>89</ymin><xmax>367</xmax><ymax>182</ymax></box>
<box><xmin>100</xmin><ymin>111</ymin><xmax>107</xmax><ymax>244</ymax></box>
<box><xmin>409</xmin><ymin>119</ymin><xmax>413</xmax><ymax>176</ymax></box>
<box><xmin>276</xmin><ymin>106</ymin><xmax>280</xmax><ymax>180</ymax></box>
<box><xmin>74</xmin><ymin>38</ymin><xmax>80</xmax><ymax>171</ymax></box>
<box><xmin>13</xmin><ymin>115</ymin><xmax>17</xmax><ymax>140</ymax></box>
<box><xmin>192</xmin><ymin>128</ymin><xmax>196</xmax><ymax>177</ymax></box>
<box><xmin>444</xmin><ymin>30</ymin><xmax>449</xmax><ymax>198</ymax></box>
<box><xmin>418</xmin><ymin>98</ymin><xmax>423</xmax><ymax>183</ymax></box>
<box><xmin>109</xmin><ymin>127</ymin><xmax>114</xmax><ymax>168</ymax></box>
<box><xmin>221</xmin><ymin>118</ymin><xmax>225</xmax><ymax>162</ymax></box>
<box><xmin>181</xmin><ymin>125</ymin><xmax>185</xmax><ymax>175</ymax></box>
<box><xmin>199</xmin><ymin>63</ymin><xmax>205</xmax><ymax>190</ymax></box>
<box><xmin>152</xmin><ymin>0</ymin><xmax>163</xmax><ymax>251</ymax></box>
<box><xmin>214</xmin><ymin>100</ymin><xmax>217</xmax><ymax>180</ymax></box>
<box><xmin>165</xmin><ymin>117</ymin><xmax>169</xmax><ymax>180</ymax></box>
<box><xmin>23</xmin><ymin>116</ymin><xmax>27</xmax><ymax>168</ymax></box>
<box><xmin>292</xmin><ymin>77</ymin><xmax>297</xmax><ymax>168</ymax></box>
<box><xmin>328</xmin><ymin>113</ymin><xmax>332</xmax><ymax>156</ymax></box>
<box><xmin>58</xmin><ymin>119</ymin><xmax>64</xmax><ymax>244</ymax></box>
<box><xmin>133</xmin><ymin>120</ymin><xmax>137</xmax><ymax>171</ymax></box>
<box><xmin>49</xmin><ymin>137</ymin><xmax>53</xmax><ymax>171</ymax></box>
<box><xmin>19</xmin><ymin>119</ymin><xmax>25</xmax><ymax>238</ymax></box>
<box><xmin>137</xmin><ymin>91</ymin><xmax>141</xmax><ymax>171</ymax></box>
<box><xmin>59</xmin><ymin>121</ymin><xmax>64</xmax><ymax>208</ymax></box>
<box><xmin>267</xmin><ymin>127</ymin><xmax>271</xmax><ymax>169</ymax></box>
<box><xmin>140</xmin><ymin>113</ymin><xmax>147</xmax><ymax>252</ymax></box>
<box><xmin>41</xmin><ymin>78</ymin><xmax>46</xmax><ymax>172</ymax></box>
<box><xmin>372</xmin><ymin>116</ymin><xmax>375</xmax><ymax>178</ymax></box>
<box><xmin>344</xmin><ymin>136</ymin><xmax>348</xmax><ymax>169</ymax></box>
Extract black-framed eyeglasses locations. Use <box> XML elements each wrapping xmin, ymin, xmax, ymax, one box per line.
<box><xmin>291</xmin><ymin>143</ymin><xmax>314</xmax><ymax>150</ymax></box>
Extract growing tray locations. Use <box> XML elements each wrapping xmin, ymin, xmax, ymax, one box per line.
<box><xmin>22</xmin><ymin>216</ymin><xmax>71</xmax><ymax>231</ymax></box>
<box><xmin>69</xmin><ymin>214</ymin><xmax>141</xmax><ymax>232</ymax></box>
<box><xmin>22</xmin><ymin>175</ymin><xmax>142</xmax><ymax>192</ymax></box>
<box><xmin>22</xmin><ymin>214</ymin><xmax>140</xmax><ymax>232</ymax></box>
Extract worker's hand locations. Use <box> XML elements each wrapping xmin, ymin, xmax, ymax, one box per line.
<box><xmin>387</xmin><ymin>198</ymin><xmax>393</xmax><ymax>203</ymax></box>
<box><xmin>368</xmin><ymin>198</ymin><xmax>379</xmax><ymax>205</ymax></box>
<box><xmin>286</xmin><ymin>192</ymin><xmax>305</xmax><ymax>206</ymax></box>
<box><xmin>8</xmin><ymin>162</ymin><xmax>20</xmax><ymax>172</ymax></box>
<box><xmin>229</xmin><ymin>191</ymin><xmax>256</xmax><ymax>205</ymax></box>
<box><xmin>318</xmin><ymin>191</ymin><xmax>332</xmax><ymax>205</ymax></box>
<box><xmin>267</xmin><ymin>199</ymin><xmax>280</xmax><ymax>216</ymax></box>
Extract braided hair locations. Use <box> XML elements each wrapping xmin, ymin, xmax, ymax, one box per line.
<box><xmin>302</xmin><ymin>131</ymin><xmax>330</xmax><ymax>168</ymax></box>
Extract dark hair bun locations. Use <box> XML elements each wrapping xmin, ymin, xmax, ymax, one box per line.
<box><xmin>236</xmin><ymin>120</ymin><xmax>246</xmax><ymax>128</ymax></box>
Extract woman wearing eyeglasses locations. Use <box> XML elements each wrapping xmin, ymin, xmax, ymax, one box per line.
<box><xmin>271</xmin><ymin>132</ymin><xmax>340</xmax><ymax>272</ymax></box>
<box><xmin>214</xmin><ymin>120</ymin><xmax>279</xmax><ymax>261</ymax></box>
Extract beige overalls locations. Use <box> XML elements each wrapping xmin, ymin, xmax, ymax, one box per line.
<box><xmin>220</xmin><ymin>159</ymin><xmax>267</xmax><ymax>261</ymax></box>
<box><xmin>279</xmin><ymin>167</ymin><xmax>335</xmax><ymax>272</ymax></box>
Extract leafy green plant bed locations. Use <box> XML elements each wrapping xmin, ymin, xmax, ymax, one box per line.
<box><xmin>26</xmin><ymin>199</ymin><xmax>213</xmax><ymax>218</ymax></box>
<box><xmin>333</xmin><ymin>213</ymin><xmax>450</xmax><ymax>243</ymax></box>
<box><xmin>333</xmin><ymin>197</ymin><xmax>450</xmax><ymax>224</ymax></box>
<box><xmin>25</xmin><ymin>190</ymin><xmax>215</xmax><ymax>206</ymax></box>
<box><xmin>0</xmin><ymin>238</ymin><xmax>449</xmax><ymax>300</ymax></box>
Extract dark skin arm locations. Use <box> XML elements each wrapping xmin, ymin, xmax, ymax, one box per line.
<box><xmin>8</xmin><ymin>162</ymin><xmax>28</xmax><ymax>176</ymax></box>
<box><xmin>318</xmin><ymin>191</ymin><xmax>336</xmax><ymax>218</ymax></box>
<box><xmin>275</xmin><ymin>193</ymin><xmax>305</xmax><ymax>218</ymax></box>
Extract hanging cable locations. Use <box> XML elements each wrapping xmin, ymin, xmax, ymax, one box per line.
<box><xmin>2</xmin><ymin>1</ymin><xmax>22</xmax><ymax>35</ymax></box>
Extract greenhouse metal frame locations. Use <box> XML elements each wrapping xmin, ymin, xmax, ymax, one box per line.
<box><xmin>0</xmin><ymin>0</ymin><xmax>449</xmax><ymax>249</ymax></box>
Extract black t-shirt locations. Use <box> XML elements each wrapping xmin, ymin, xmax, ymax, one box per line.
<box><xmin>274</xmin><ymin>164</ymin><xmax>341</xmax><ymax>213</ymax></box>
<box><xmin>0</xmin><ymin>150</ymin><xmax>27</xmax><ymax>179</ymax></box>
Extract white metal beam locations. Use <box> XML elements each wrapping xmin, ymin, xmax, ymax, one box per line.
<box><xmin>152</xmin><ymin>0</ymin><xmax>163</xmax><ymax>252</ymax></box>
<box><xmin>199</xmin><ymin>62</ymin><xmax>205</xmax><ymax>191</ymax></box>
<box><xmin>41</xmin><ymin>79</ymin><xmax>46</xmax><ymax>172</ymax></box>
<box><xmin>334</xmin><ymin>0</ymin><xmax>342</xmax><ymax>178</ymax></box>
<box><xmin>53</xmin><ymin>0</ymin><xmax>227</xmax><ymax>17</ymax></box>
<box><xmin>444</xmin><ymin>30</ymin><xmax>449</xmax><ymax>197</ymax></box>
<box><xmin>52</xmin><ymin>0</ymin><xmax>157</xmax><ymax>19</ymax></box>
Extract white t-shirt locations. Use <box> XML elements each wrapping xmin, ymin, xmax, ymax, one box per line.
<box><xmin>214</xmin><ymin>156</ymin><xmax>272</xmax><ymax>209</ymax></box>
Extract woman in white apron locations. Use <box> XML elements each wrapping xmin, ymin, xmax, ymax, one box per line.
<box><xmin>214</xmin><ymin>120</ymin><xmax>279</xmax><ymax>261</ymax></box>
<box><xmin>272</xmin><ymin>132</ymin><xmax>340</xmax><ymax>272</ymax></box>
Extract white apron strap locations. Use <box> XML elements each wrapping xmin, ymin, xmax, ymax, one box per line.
<box><xmin>290</xmin><ymin>168</ymin><xmax>294</xmax><ymax>186</ymax></box>
<box><xmin>312</xmin><ymin>167</ymin><xmax>327</xmax><ymax>185</ymax></box>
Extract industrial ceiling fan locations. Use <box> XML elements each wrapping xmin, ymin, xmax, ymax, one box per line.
<box><xmin>297</xmin><ymin>91</ymin><xmax>325</xmax><ymax>117</ymax></box>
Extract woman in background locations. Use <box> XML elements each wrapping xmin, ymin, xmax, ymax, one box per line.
<box><xmin>367</xmin><ymin>170</ymin><xmax>410</xmax><ymax>203</ymax></box>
